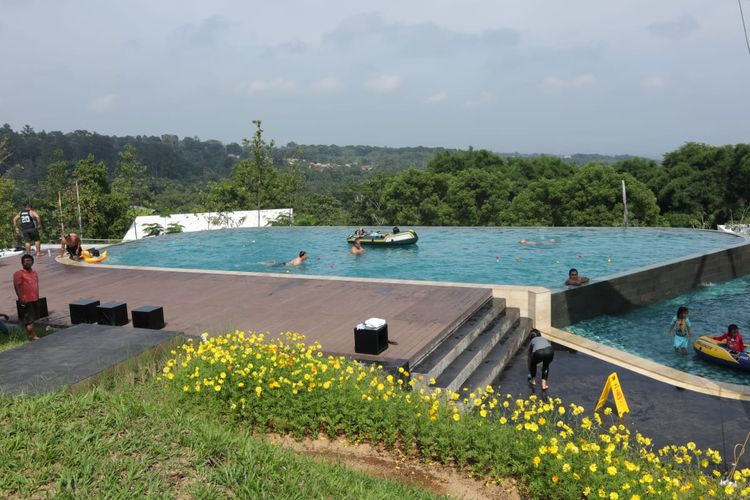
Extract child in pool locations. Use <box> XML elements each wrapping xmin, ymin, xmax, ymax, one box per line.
<box><xmin>668</xmin><ymin>306</ymin><xmax>692</xmax><ymax>355</ymax></box>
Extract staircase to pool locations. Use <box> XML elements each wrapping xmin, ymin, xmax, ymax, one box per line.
<box><xmin>412</xmin><ymin>297</ymin><xmax>532</xmax><ymax>392</ymax></box>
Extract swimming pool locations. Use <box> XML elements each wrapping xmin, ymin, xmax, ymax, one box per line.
<box><xmin>566</xmin><ymin>275</ymin><xmax>750</xmax><ymax>385</ymax></box>
<box><xmin>104</xmin><ymin>227</ymin><xmax>740</xmax><ymax>288</ymax></box>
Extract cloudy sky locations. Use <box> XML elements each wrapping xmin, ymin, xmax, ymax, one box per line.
<box><xmin>1</xmin><ymin>0</ymin><xmax>748</xmax><ymax>157</ymax></box>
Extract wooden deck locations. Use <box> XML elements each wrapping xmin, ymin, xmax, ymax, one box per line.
<box><xmin>0</xmin><ymin>256</ymin><xmax>491</xmax><ymax>366</ymax></box>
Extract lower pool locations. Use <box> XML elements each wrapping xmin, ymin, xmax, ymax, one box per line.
<box><xmin>566</xmin><ymin>275</ymin><xmax>750</xmax><ymax>386</ymax></box>
<box><xmin>104</xmin><ymin>227</ymin><xmax>740</xmax><ymax>289</ymax></box>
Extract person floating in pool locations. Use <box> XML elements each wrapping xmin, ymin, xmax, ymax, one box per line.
<box><xmin>712</xmin><ymin>324</ymin><xmax>745</xmax><ymax>355</ymax></box>
<box><xmin>668</xmin><ymin>306</ymin><xmax>692</xmax><ymax>355</ymax></box>
<box><xmin>519</xmin><ymin>238</ymin><xmax>556</xmax><ymax>245</ymax></box>
<box><xmin>266</xmin><ymin>250</ymin><xmax>309</xmax><ymax>267</ymax></box>
<box><xmin>351</xmin><ymin>239</ymin><xmax>365</xmax><ymax>255</ymax></box>
<box><xmin>528</xmin><ymin>329</ymin><xmax>554</xmax><ymax>391</ymax></box>
<box><xmin>565</xmin><ymin>268</ymin><xmax>589</xmax><ymax>286</ymax></box>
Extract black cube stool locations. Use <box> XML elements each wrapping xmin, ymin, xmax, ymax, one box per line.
<box><xmin>16</xmin><ymin>297</ymin><xmax>48</xmax><ymax>321</ymax></box>
<box><xmin>97</xmin><ymin>301</ymin><xmax>128</xmax><ymax>326</ymax></box>
<box><xmin>354</xmin><ymin>321</ymin><xmax>389</xmax><ymax>355</ymax></box>
<box><xmin>69</xmin><ymin>298</ymin><xmax>100</xmax><ymax>324</ymax></box>
<box><xmin>132</xmin><ymin>305</ymin><xmax>165</xmax><ymax>330</ymax></box>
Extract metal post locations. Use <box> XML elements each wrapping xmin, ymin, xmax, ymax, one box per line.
<box><xmin>75</xmin><ymin>179</ymin><xmax>83</xmax><ymax>237</ymax></box>
<box><xmin>621</xmin><ymin>180</ymin><xmax>629</xmax><ymax>228</ymax></box>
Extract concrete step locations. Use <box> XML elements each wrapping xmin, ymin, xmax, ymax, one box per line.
<box><xmin>412</xmin><ymin>298</ymin><xmax>506</xmax><ymax>381</ymax></box>
<box><xmin>461</xmin><ymin>317</ymin><xmax>533</xmax><ymax>393</ymax></box>
<box><xmin>434</xmin><ymin>307</ymin><xmax>521</xmax><ymax>392</ymax></box>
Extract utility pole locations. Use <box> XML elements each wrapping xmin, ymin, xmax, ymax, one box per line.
<box><xmin>621</xmin><ymin>180</ymin><xmax>629</xmax><ymax>228</ymax></box>
<box><xmin>75</xmin><ymin>178</ymin><xmax>83</xmax><ymax>237</ymax></box>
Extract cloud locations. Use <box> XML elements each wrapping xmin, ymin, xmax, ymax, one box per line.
<box><xmin>427</xmin><ymin>92</ymin><xmax>447</xmax><ymax>103</ymax></box>
<box><xmin>246</xmin><ymin>79</ymin><xmax>297</xmax><ymax>94</ymax></box>
<box><xmin>173</xmin><ymin>16</ymin><xmax>230</xmax><ymax>47</ymax></box>
<box><xmin>464</xmin><ymin>91</ymin><xmax>494</xmax><ymax>109</ymax></box>
<box><xmin>647</xmin><ymin>15</ymin><xmax>699</xmax><ymax>40</ymax></box>
<box><xmin>542</xmin><ymin>74</ymin><xmax>596</xmax><ymax>89</ymax></box>
<box><xmin>641</xmin><ymin>76</ymin><xmax>667</xmax><ymax>89</ymax></box>
<box><xmin>309</xmin><ymin>77</ymin><xmax>342</xmax><ymax>94</ymax></box>
<box><xmin>323</xmin><ymin>13</ymin><xmax>519</xmax><ymax>57</ymax></box>
<box><xmin>89</xmin><ymin>94</ymin><xmax>117</xmax><ymax>111</ymax></box>
<box><xmin>365</xmin><ymin>74</ymin><xmax>401</xmax><ymax>94</ymax></box>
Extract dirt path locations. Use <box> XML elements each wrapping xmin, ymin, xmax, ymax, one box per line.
<box><xmin>269</xmin><ymin>434</ymin><xmax>521</xmax><ymax>500</ymax></box>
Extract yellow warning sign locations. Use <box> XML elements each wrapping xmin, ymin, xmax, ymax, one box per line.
<box><xmin>594</xmin><ymin>372</ymin><xmax>630</xmax><ymax>417</ymax></box>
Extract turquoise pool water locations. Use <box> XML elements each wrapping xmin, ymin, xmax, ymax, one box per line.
<box><xmin>105</xmin><ymin>227</ymin><xmax>740</xmax><ymax>288</ymax></box>
<box><xmin>566</xmin><ymin>276</ymin><xmax>750</xmax><ymax>385</ymax></box>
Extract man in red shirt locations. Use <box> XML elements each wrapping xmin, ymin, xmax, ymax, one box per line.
<box><xmin>712</xmin><ymin>324</ymin><xmax>746</xmax><ymax>354</ymax></box>
<box><xmin>13</xmin><ymin>254</ymin><xmax>40</xmax><ymax>341</ymax></box>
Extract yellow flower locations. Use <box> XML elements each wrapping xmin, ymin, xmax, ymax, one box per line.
<box><xmin>255</xmin><ymin>386</ymin><xmax>262</xmax><ymax>396</ymax></box>
<box><xmin>214</xmin><ymin>385</ymin><xmax>221</xmax><ymax>391</ymax></box>
<box><xmin>452</xmin><ymin>413</ymin><xmax>460</xmax><ymax>422</ymax></box>
<box><xmin>533</xmin><ymin>456</ymin><xmax>541</xmax><ymax>467</ymax></box>
<box><xmin>562</xmin><ymin>463</ymin><xmax>571</xmax><ymax>473</ymax></box>
<box><xmin>589</xmin><ymin>463</ymin><xmax>597</xmax><ymax>472</ymax></box>
<box><xmin>607</xmin><ymin>466</ymin><xmax>617</xmax><ymax>476</ymax></box>
<box><xmin>479</xmin><ymin>409</ymin><xmax>487</xmax><ymax>418</ymax></box>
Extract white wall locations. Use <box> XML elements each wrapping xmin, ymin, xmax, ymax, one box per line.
<box><xmin>121</xmin><ymin>208</ymin><xmax>293</xmax><ymax>241</ymax></box>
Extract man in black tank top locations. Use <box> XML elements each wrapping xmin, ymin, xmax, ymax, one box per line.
<box><xmin>13</xmin><ymin>203</ymin><xmax>43</xmax><ymax>256</ymax></box>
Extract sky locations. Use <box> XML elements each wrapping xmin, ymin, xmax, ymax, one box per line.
<box><xmin>1</xmin><ymin>0</ymin><xmax>749</xmax><ymax>158</ymax></box>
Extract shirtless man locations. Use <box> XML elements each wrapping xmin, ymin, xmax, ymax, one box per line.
<box><xmin>13</xmin><ymin>203</ymin><xmax>43</xmax><ymax>256</ymax></box>
<box><xmin>287</xmin><ymin>250</ymin><xmax>308</xmax><ymax>266</ymax></box>
<box><xmin>565</xmin><ymin>268</ymin><xmax>590</xmax><ymax>286</ymax></box>
<box><xmin>60</xmin><ymin>233</ymin><xmax>83</xmax><ymax>260</ymax></box>
<box><xmin>351</xmin><ymin>239</ymin><xmax>365</xmax><ymax>255</ymax></box>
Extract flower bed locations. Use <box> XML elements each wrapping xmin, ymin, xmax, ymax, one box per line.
<box><xmin>162</xmin><ymin>331</ymin><xmax>750</xmax><ymax>498</ymax></box>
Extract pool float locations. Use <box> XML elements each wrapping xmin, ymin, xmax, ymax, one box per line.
<box><xmin>693</xmin><ymin>336</ymin><xmax>750</xmax><ymax>372</ymax></box>
<box><xmin>81</xmin><ymin>250</ymin><xmax>108</xmax><ymax>263</ymax></box>
<box><xmin>346</xmin><ymin>229</ymin><xmax>418</xmax><ymax>246</ymax></box>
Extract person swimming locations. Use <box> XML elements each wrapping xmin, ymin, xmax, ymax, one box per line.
<box><xmin>266</xmin><ymin>250</ymin><xmax>309</xmax><ymax>267</ymax></box>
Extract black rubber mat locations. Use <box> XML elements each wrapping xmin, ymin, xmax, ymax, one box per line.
<box><xmin>0</xmin><ymin>323</ymin><xmax>181</xmax><ymax>396</ymax></box>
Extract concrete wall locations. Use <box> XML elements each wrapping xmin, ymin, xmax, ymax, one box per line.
<box><xmin>552</xmin><ymin>240</ymin><xmax>750</xmax><ymax>327</ymax></box>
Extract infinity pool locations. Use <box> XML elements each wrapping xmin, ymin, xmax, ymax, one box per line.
<box><xmin>566</xmin><ymin>275</ymin><xmax>750</xmax><ymax>385</ymax></box>
<box><xmin>104</xmin><ymin>227</ymin><xmax>740</xmax><ymax>288</ymax></box>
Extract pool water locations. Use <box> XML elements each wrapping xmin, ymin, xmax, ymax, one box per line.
<box><xmin>105</xmin><ymin>227</ymin><xmax>740</xmax><ymax>288</ymax></box>
<box><xmin>566</xmin><ymin>276</ymin><xmax>750</xmax><ymax>386</ymax></box>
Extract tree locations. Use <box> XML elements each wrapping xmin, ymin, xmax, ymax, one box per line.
<box><xmin>112</xmin><ymin>145</ymin><xmax>148</xmax><ymax>237</ymax></box>
<box><xmin>242</xmin><ymin>120</ymin><xmax>280</xmax><ymax>226</ymax></box>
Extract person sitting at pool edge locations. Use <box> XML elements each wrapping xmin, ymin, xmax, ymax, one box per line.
<box><xmin>565</xmin><ymin>268</ymin><xmax>589</xmax><ymax>286</ymax></box>
<box><xmin>60</xmin><ymin>233</ymin><xmax>83</xmax><ymax>260</ymax></box>
<box><xmin>351</xmin><ymin>239</ymin><xmax>365</xmax><ymax>255</ymax></box>
<box><xmin>712</xmin><ymin>324</ymin><xmax>746</xmax><ymax>354</ymax></box>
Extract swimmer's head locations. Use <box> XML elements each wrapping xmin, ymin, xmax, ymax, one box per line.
<box><xmin>299</xmin><ymin>250</ymin><xmax>307</xmax><ymax>258</ymax></box>
<box><xmin>728</xmin><ymin>324</ymin><xmax>740</xmax><ymax>336</ymax></box>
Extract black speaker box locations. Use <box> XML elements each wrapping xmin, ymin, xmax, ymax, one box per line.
<box><xmin>97</xmin><ymin>301</ymin><xmax>129</xmax><ymax>326</ymax></box>
<box><xmin>354</xmin><ymin>323</ymin><xmax>388</xmax><ymax>355</ymax></box>
<box><xmin>132</xmin><ymin>305</ymin><xmax>165</xmax><ymax>330</ymax></box>
<box><xmin>69</xmin><ymin>298</ymin><xmax>100</xmax><ymax>324</ymax></box>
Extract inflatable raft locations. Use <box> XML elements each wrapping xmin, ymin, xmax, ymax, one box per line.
<box><xmin>82</xmin><ymin>249</ymin><xmax>108</xmax><ymax>263</ymax></box>
<box><xmin>347</xmin><ymin>229</ymin><xmax>418</xmax><ymax>246</ymax></box>
<box><xmin>693</xmin><ymin>335</ymin><xmax>750</xmax><ymax>372</ymax></box>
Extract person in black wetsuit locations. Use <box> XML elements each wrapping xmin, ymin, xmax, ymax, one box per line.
<box><xmin>528</xmin><ymin>329</ymin><xmax>554</xmax><ymax>391</ymax></box>
<box><xmin>13</xmin><ymin>203</ymin><xmax>43</xmax><ymax>256</ymax></box>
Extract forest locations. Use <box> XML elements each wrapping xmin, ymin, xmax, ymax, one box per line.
<box><xmin>0</xmin><ymin>122</ymin><xmax>748</xmax><ymax>247</ymax></box>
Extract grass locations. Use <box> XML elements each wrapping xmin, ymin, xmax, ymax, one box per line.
<box><xmin>0</xmin><ymin>367</ymin><xmax>444</xmax><ymax>499</ymax></box>
<box><xmin>0</xmin><ymin>323</ymin><xmax>53</xmax><ymax>353</ymax></box>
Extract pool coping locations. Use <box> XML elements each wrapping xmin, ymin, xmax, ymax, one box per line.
<box><xmin>543</xmin><ymin>327</ymin><xmax>750</xmax><ymax>401</ymax></box>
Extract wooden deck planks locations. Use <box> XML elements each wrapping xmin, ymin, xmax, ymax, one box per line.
<box><xmin>0</xmin><ymin>257</ymin><xmax>491</xmax><ymax>365</ymax></box>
